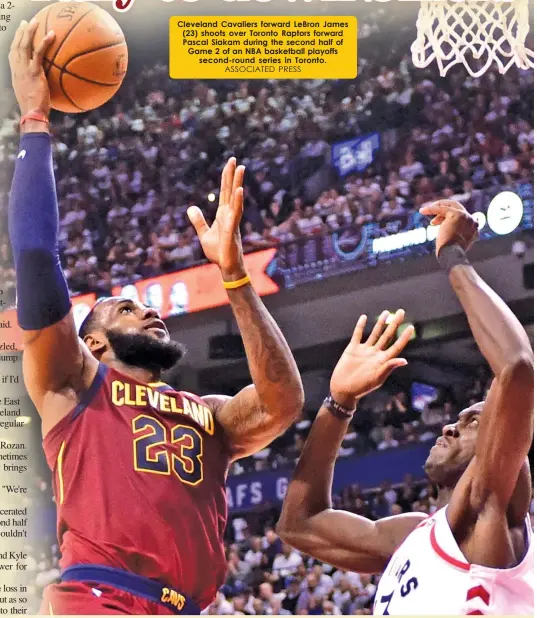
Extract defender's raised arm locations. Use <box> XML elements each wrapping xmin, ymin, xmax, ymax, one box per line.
<box><xmin>420</xmin><ymin>201</ymin><xmax>533</xmax><ymax>536</ymax></box>
<box><xmin>277</xmin><ymin>311</ymin><xmax>417</xmax><ymax>572</ymax></box>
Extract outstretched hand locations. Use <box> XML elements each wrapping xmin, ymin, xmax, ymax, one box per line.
<box><xmin>330</xmin><ymin>310</ymin><xmax>414</xmax><ymax>407</ymax></box>
<box><xmin>187</xmin><ymin>158</ymin><xmax>246</xmax><ymax>281</ymax></box>
<box><xmin>419</xmin><ymin>200</ymin><xmax>479</xmax><ymax>257</ymax></box>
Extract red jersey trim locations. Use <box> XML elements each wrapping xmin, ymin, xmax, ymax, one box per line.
<box><xmin>430</xmin><ymin>522</ymin><xmax>471</xmax><ymax>571</ymax></box>
<box><xmin>466</xmin><ymin>585</ymin><xmax>490</xmax><ymax>605</ymax></box>
<box><xmin>415</xmin><ymin>512</ymin><xmax>435</xmax><ymax>529</ymax></box>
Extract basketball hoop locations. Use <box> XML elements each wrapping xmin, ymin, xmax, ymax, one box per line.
<box><xmin>411</xmin><ymin>0</ymin><xmax>534</xmax><ymax>77</ymax></box>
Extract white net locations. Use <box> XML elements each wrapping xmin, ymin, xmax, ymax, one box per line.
<box><xmin>411</xmin><ymin>0</ymin><xmax>534</xmax><ymax>77</ymax></box>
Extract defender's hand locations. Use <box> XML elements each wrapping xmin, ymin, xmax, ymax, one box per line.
<box><xmin>9</xmin><ymin>19</ymin><xmax>55</xmax><ymax>118</ymax></box>
<box><xmin>330</xmin><ymin>310</ymin><xmax>414</xmax><ymax>406</ymax></box>
<box><xmin>187</xmin><ymin>158</ymin><xmax>246</xmax><ymax>281</ymax></box>
<box><xmin>419</xmin><ymin>200</ymin><xmax>479</xmax><ymax>257</ymax></box>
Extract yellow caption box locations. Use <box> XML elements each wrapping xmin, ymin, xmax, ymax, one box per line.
<box><xmin>170</xmin><ymin>17</ymin><xmax>357</xmax><ymax>79</ymax></box>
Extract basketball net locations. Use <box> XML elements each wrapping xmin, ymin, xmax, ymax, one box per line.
<box><xmin>411</xmin><ymin>0</ymin><xmax>534</xmax><ymax>77</ymax></box>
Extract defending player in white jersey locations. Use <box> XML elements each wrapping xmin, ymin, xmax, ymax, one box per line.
<box><xmin>278</xmin><ymin>200</ymin><xmax>534</xmax><ymax>615</ymax></box>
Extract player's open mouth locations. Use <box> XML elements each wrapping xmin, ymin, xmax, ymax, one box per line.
<box><xmin>144</xmin><ymin>319</ymin><xmax>167</xmax><ymax>333</ymax></box>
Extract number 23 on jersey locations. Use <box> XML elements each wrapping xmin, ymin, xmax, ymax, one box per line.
<box><xmin>132</xmin><ymin>414</ymin><xmax>204</xmax><ymax>486</ymax></box>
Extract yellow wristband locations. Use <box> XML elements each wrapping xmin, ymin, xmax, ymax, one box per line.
<box><xmin>222</xmin><ymin>274</ymin><xmax>251</xmax><ymax>290</ymax></box>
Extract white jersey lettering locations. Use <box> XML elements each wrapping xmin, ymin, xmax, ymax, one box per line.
<box><xmin>374</xmin><ymin>506</ymin><xmax>534</xmax><ymax>615</ymax></box>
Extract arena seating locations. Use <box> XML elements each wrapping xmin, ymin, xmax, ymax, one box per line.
<box><xmin>0</xmin><ymin>9</ymin><xmax>533</xmax><ymax>299</ymax></box>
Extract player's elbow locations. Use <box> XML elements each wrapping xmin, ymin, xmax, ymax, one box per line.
<box><xmin>270</xmin><ymin>382</ymin><xmax>305</xmax><ymax>427</ymax></box>
<box><xmin>287</xmin><ymin>388</ymin><xmax>305</xmax><ymax>424</ymax></box>
<box><xmin>276</xmin><ymin>501</ymin><xmax>308</xmax><ymax>540</ymax></box>
<box><xmin>500</xmin><ymin>353</ymin><xmax>534</xmax><ymax>393</ymax></box>
<box><xmin>275</xmin><ymin>518</ymin><xmax>292</xmax><ymax>542</ymax></box>
<box><xmin>275</xmin><ymin>525</ymin><xmax>312</xmax><ymax>558</ymax></box>
<box><xmin>287</xmin><ymin>378</ymin><xmax>305</xmax><ymax>414</ymax></box>
<box><xmin>276</xmin><ymin>515</ymin><xmax>308</xmax><ymax>547</ymax></box>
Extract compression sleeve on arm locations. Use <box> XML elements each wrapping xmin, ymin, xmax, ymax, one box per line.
<box><xmin>8</xmin><ymin>133</ymin><xmax>71</xmax><ymax>330</ymax></box>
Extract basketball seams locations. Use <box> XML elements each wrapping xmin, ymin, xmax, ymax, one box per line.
<box><xmin>46</xmin><ymin>57</ymin><xmax>122</xmax><ymax>87</ymax></box>
<box><xmin>64</xmin><ymin>41</ymin><xmax>127</xmax><ymax>81</ymax></box>
<box><xmin>59</xmin><ymin>67</ymin><xmax>121</xmax><ymax>112</ymax></box>
<box><xmin>66</xmin><ymin>40</ymin><xmax>126</xmax><ymax>62</ymax></box>
<box><xmin>59</xmin><ymin>64</ymin><xmax>121</xmax><ymax>112</ymax></box>
<box><xmin>46</xmin><ymin>6</ymin><xmax>97</xmax><ymax>72</ymax></box>
<box><xmin>58</xmin><ymin>68</ymin><xmax>86</xmax><ymax>113</ymax></box>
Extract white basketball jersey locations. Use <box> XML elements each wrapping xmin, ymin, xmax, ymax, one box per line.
<box><xmin>374</xmin><ymin>506</ymin><xmax>534</xmax><ymax>615</ymax></box>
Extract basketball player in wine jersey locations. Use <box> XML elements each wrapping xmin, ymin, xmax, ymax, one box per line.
<box><xmin>278</xmin><ymin>201</ymin><xmax>533</xmax><ymax>615</ymax></box>
<box><xmin>8</xmin><ymin>21</ymin><xmax>304</xmax><ymax>615</ymax></box>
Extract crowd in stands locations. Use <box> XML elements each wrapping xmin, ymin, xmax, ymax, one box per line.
<box><xmin>213</xmin><ymin>477</ymin><xmax>436</xmax><ymax>615</ymax></box>
<box><xmin>227</xmin><ymin>364</ymin><xmax>493</xmax><ymax>477</ymax></box>
<box><xmin>0</xmin><ymin>7</ymin><xmax>533</xmax><ymax>302</ymax></box>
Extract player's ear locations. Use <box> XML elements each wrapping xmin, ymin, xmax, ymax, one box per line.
<box><xmin>83</xmin><ymin>333</ymin><xmax>107</xmax><ymax>355</ymax></box>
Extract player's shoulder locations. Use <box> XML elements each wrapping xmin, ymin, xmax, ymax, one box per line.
<box><xmin>376</xmin><ymin>511</ymin><xmax>430</xmax><ymax>557</ymax></box>
<box><xmin>198</xmin><ymin>393</ymin><xmax>233</xmax><ymax>412</ymax></box>
<box><xmin>382</xmin><ymin>511</ymin><xmax>430</xmax><ymax>532</ymax></box>
<box><xmin>174</xmin><ymin>390</ymin><xmax>222</xmax><ymax>407</ymax></box>
<box><xmin>396</xmin><ymin>511</ymin><xmax>432</xmax><ymax>536</ymax></box>
<box><xmin>179</xmin><ymin>391</ymin><xmax>233</xmax><ymax>417</ymax></box>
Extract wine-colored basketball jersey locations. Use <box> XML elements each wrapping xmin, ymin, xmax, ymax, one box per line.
<box><xmin>42</xmin><ymin>364</ymin><xmax>232</xmax><ymax>610</ymax></box>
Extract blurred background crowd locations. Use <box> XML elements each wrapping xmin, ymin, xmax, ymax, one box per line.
<box><xmin>226</xmin><ymin>363</ymin><xmax>492</xmax><ymax>477</ymax></box>
<box><xmin>0</xmin><ymin>7</ymin><xmax>533</xmax><ymax>302</ymax></box>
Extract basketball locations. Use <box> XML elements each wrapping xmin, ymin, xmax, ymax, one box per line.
<box><xmin>32</xmin><ymin>2</ymin><xmax>128</xmax><ymax>114</ymax></box>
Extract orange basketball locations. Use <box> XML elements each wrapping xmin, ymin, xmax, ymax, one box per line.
<box><xmin>32</xmin><ymin>2</ymin><xmax>128</xmax><ymax>114</ymax></box>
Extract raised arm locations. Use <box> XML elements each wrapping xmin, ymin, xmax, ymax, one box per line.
<box><xmin>8</xmin><ymin>21</ymin><xmax>97</xmax><ymax>432</ymax></box>
<box><xmin>277</xmin><ymin>311</ymin><xmax>421</xmax><ymax>573</ymax></box>
<box><xmin>188</xmin><ymin>160</ymin><xmax>303</xmax><ymax>460</ymax></box>
<box><xmin>420</xmin><ymin>201</ymin><xmax>533</xmax><ymax>518</ymax></box>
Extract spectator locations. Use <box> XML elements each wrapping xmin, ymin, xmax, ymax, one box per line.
<box><xmin>377</xmin><ymin>426</ymin><xmax>399</xmax><ymax>450</ymax></box>
<box><xmin>281</xmin><ymin>577</ymin><xmax>302</xmax><ymax>614</ymax></box>
<box><xmin>297</xmin><ymin>574</ymin><xmax>324</xmax><ymax>613</ymax></box>
<box><xmin>272</xmin><ymin>544</ymin><xmax>303</xmax><ymax>588</ymax></box>
<box><xmin>262</xmin><ymin>527</ymin><xmax>282</xmax><ymax>569</ymax></box>
<box><xmin>256</xmin><ymin>582</ymin><xmax>275</xmax><ymax>613</ymax></box>
<box><xmin>244</xmin><ymin>537</ymin><xmax>265</xmax><ymax>570</ymax></box>
<box><xmin>232</xmin><ymin>516</ymin><xmax>249</xmax><ymax>543</ymax></box>
<box><xmin>270</xmin><ymin>596</ymin><xmax>293</xmax><ymax>616</ymax></box>
<box><xmin>227</xmin><ymin>551</ymin><xmax>251</xmax><ymax>586</ymax></box>
<box><xmin>332</xmin><ymin>576</ymin><xmax>352</xmax><ymax>611</ymax></box>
